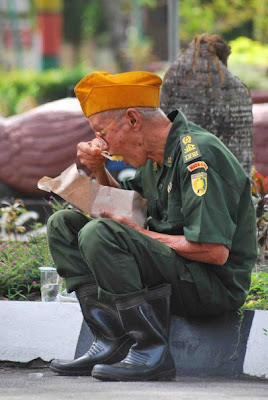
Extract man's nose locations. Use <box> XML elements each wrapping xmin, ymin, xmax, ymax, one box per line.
<box><xmin>96</xmin><ymin>133</ymin><xmax>108</xmax><ymax>148</ymax></box>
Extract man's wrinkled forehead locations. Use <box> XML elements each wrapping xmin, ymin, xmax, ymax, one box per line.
<box><xmin>88</xmin><ymin>111</ymin><xmax>112</xmax><ymax>131</ymax></box>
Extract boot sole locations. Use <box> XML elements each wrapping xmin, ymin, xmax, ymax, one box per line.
<box><xmin>91</xmin><ymin>368</ymin><xmax>176</xmax><ymax>382</ymax></box>
<box><xmin>50</xmin><ymin>365</ymin><xmax>93</xmax><ymax>376</ymax></box>
<box><xmin>49</xmin><ymin>337</ymin><xmax>134</xmax><ymax>376</ymax></box>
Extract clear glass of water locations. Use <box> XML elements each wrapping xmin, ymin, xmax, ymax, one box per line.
<box><xmin>39</xmin><ymin>266</ymin><xmax>62</xmax><ymax>302</ymax></box>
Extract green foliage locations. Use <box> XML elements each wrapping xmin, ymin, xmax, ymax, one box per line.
<box><xmin>228</xmin><ymin>66</ymin><xmax>268</xmax><ymax>90</ymax></box>
<box><xmin>137</xmin><ymin>0</ymin><xmax>156</xmax><ymax>6</ymax></box>
<box><xmin>125</xmin><ymin>28</ymin><xmax>154</xmax><ymax>70</ymax></box>
<box><xmin>0</xmin><ymin>196</ymin><xmax>84</xmax><ymax>300</ymax></box>
<box><xmin>243</xmin><ymin>272</ymin><xmax>268</xmax><ymax>310</ymax></box>
<box><xmin>82</xmin><ymin>0</ymin><xmax>107</xmax><ymax>40</ymax></box>
<box><xmin>63</xmin><ymin>0</ymin><xmax>107</xmax><ymax>45</ymax></box>
<box><xmin>0</xmin><ymin>199</ymin><xmax>27</xmax><ymax>240</ymax></box>
<box><xmin>0</xmin><ymin>196</ymin><xmax>77</xmax><ymax>300</ymax></box>
<box><xmin>229</xmin><ymin>36</ymin><xmax>268</xmax><ymax>67</ymax></box>
<box><xmin>0</xmin><ymin>71</ymin><xmax>39</xmax><ymax>116</ymax></box>
<box><xmin>251</xmin><ymin>170</ymin><xmax>268</xmax><ymax>265</ymax></box>
<box><xmin>0</xmin><ymin>68</ymin><xmax>89</xmax><ymax>116</ymax></box>
<box><xmin>242</xmin><ymin>170</ymin><xmax>268</xmax><ymax>311</ymax></box>
<box><xmin>47</xmin><ymin>195</ymin><xmax>75</xmax><ymax>214</ymax></box>
<box><xmin>180</xmin><ymin>0</ymin><xmax>267</xmax><ymax>44</ymax></box>
<box><xmin>180</xmin><ymin>0</ymin><xmax>215</xmax><ymax>43</ymax></box>
<box><xmin>228</xmin><ymin>37</ymin><xmax>268</xmax><ymax>89</ymax></box>
<box><xmin>0</xmin><ymin>234</ymin><xmax>55</xmax><ymax>300</ymax></box>
<box><xmin>47</xmin><ymin>195</ymin><xmax>88</xmax><ymax>218</ymax></box>
<box><xmin>63</xmin><ymin>0</ymin><xmax>85</xmax><ymax>45</ymax></box>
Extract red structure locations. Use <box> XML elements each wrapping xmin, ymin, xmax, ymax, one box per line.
<box><xmin>35</xmin><ymin>0</ymin><xmax>63</xmax><ymax>69</ymax></box>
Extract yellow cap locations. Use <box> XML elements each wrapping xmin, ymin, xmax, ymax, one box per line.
<box><xmin>74</xmin><ymin>71</ymin><xmax>162</xmax><ymax>117</ymax></box>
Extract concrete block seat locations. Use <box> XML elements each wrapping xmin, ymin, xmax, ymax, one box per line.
<box><xmin>0</xmin><ymin>302</ymin><xmax>267</xmax><ymax>379</ymax></box>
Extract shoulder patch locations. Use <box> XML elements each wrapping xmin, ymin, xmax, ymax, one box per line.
<box><xmin>187</xmin><ymin>161</ymin><xmax>208</xmax><ymax>172</ymax></box>
<box><xmin>180</xmin><ymin>133</ymin><xmax>201</xmax><ymax>163</ymax></box>
<box><xmin>191</xmin><ymin>172</ymin><xmax>207</xmax><ymax>196</ymax></box>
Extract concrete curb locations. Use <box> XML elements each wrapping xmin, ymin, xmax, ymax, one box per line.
<box><xmin>0</xmin><ymin>302</ymin><xmax>82</xmax><ymax>363</ymax></box>
<box><xmin>0</xmin><ymin>301</ymin><xmax>267</xmax><ymax>379</ymax></box>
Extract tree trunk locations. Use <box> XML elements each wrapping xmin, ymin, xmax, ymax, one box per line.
<box><xmin>143</xmin><ymin>1</ymin><xmax>168</xmax><ymax>60</ymax></box>
<box><xmin>160</xmin><ymin>34</ymin><xmax>253</xmax><ymax>175</ymax></box>
<box><xmin>101</xmin><ymin>0</ymin><xmax>132</xmax><ymax>71</ymax></box>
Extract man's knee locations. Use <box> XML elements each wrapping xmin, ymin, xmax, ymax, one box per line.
<box><xmin>47</xmin><ymin>210</ymin><xmax>90</xmax><ymax>250</ymax></box>
<box><xmin>47</xmin><ymin>210</ymin><xmax>87</xmax><ymax>232</ymax></box>
<box><xmin>48</xmin><ymin>209</ymin><xmax>72</xmax><ymax>228</ymax></box>
<box><xmin>78</xmin><ymin>218</ymin><xmax>123</xmax><ymax>254</ymax></box>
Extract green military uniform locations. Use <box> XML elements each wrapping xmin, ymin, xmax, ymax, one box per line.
<box><xmin>47</xmin><ymin>110</ymin><xmax>257</xmax><ymax>317</ymax></box>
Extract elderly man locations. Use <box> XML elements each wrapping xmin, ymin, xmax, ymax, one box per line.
<box><xmin>48</xmin><ymin>71</ymin><xmax>256</xmax><ymax>381</ymax></box>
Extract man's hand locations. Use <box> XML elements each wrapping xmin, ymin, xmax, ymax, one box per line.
<box><xmin>77</xmin><ymin>138</ymin><xmax>107</xmax><ymax>171</ymax></box>
<box><xmin>77</xmin><ymin>140</ymin><xmax>121</xmax><ymax>188</ymax></box>
<box><xmin>100</xmin><ymin>211</ymin><xmax>143</xmax><ymax>232</ymax></box>
<box><xmin>100</xmin><ymin>212</ymin><xmax>229</xmax><ymax>265</ymax></box>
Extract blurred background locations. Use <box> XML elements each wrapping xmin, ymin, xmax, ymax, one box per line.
<box><xmin>0</xmin><ymin>0</ymin><xmax>267</xmax><ymax>113</ymax></box>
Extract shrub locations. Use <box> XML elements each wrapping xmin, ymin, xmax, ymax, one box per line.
<box><xmin>228</xmin><ymin>37</ymin><xmax>268</xmax><ymax>90</ymax></box>
<box><xmin>243</xmin><ymin>272</ymin><xmax>268</xmax><ymax>310</ymax></box>
<box><xmin>0</xmin><ymin>234</ymin><xmax>54</xmax><ymax>300</ymax></box>
<box><xmin>251</xmin><ymin>170</ymin><xmax>268</xmax><ymax>266</ymax></box>
<box><xmin>228</xmin><ymin>37</ymin><xmax>268</xmax><ymax>67</ymax></box>
<box><xmin>0</xmin><ymin>199</ymin><xmax>27</xmax><ymax>240</ymax></box>
<box><xmin>0</xmin><ymin>68</ymin><xmax>89</xmax><ymax>116</ymax></box>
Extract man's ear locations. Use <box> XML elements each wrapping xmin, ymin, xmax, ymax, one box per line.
<box><xmin>126</xmin><ymin>108</ymin><xmax>141</xmax><ymax>130</ymax></box>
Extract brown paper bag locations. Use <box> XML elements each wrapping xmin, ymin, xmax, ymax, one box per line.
<box><xmin>38</xmin><ymin>163</ymin><xmax>147</xmax><ymax>228</ymax></box>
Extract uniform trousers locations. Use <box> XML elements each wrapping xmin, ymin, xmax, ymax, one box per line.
<box><xmin>47</xmin><ymin>209</ymin><xmax>231</xmax><ymax>316</ymax></box>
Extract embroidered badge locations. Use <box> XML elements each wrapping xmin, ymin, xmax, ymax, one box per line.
<box><xmin>153</xmin><ymin>161</ymin><xmax>158</xmax><ymax>171</ymax></box>
<box><xmin>167</xmin><ymin>182</ymin><xmax>173</xmax><ymax>193</ymax></box>
<box><xmin>187</xmin><ymin>161</ymin><xmax>208</xmax><ymax>172</ymax></box>
<box><xmin>167</xmin><ymin>156</ymin><xmax>172</xmax><ymax>164</ymax></box>
<box><xmin>180</xmin><ymin>133</ymin><xmax>201</xmax><ymax>163</ymax></box>
<box><xmin>191</xmin><ymin>172</ymin><xmax>207</xmax><ymax>196</ymax></box>
<box><xmin>182</xmin><ymin>135</ymin><xmax>192</xmax><ymax>145</ymax></box>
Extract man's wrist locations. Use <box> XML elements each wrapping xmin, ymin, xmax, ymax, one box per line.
<box><xmin>92</xmin><ymin>164</ymin><xmax>106</xmax><ymax>174</ymax></box>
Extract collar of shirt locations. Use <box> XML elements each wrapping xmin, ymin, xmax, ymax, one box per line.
<box><xmin>163</xmin><ymin>109</ymin><xmax>190</xmax><ymax>168</ymax></box>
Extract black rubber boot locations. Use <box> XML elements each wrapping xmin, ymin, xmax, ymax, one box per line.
<box><xmin>50</xmin><ymin>283</ymin><xmax>133</xmax><ymax>376</ymax></box>
<box><xmin>91</xmin><ymin>283</ymin><xmax>176</xmax><ymax>381</ymax></box>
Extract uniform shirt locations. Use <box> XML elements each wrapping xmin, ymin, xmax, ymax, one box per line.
<box><xmin>120</xmin><ymin>110</ymin><xmax>257</xmax><ymax>310</ymax></box>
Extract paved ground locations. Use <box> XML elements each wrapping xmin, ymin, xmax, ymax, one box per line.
<box><xmin>0</xmin><ymin>367</ymin><xmax>267</xmax><ymax>400</ymax></box>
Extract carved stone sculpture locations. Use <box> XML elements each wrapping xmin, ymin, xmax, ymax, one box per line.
<box><xmin>160</xmin><ymin>34</ymin><xmax>253</xmax><ymax>175</ymax></box>
<box><xmin>0</xmin><ymin>98</ymin><xmax>94</xmax><ymax>195</ymax></box>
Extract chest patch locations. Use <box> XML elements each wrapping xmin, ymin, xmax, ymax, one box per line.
<box><xmin>180</xmin><ymin>133</ymin><xmax>201</xmax><ymax>163</ymax></box>
<box><xmin>187</xmin><ymin>161</ymin><xmax>208</xmax><ymax>172</ymax></box>
<box><xmin>191</xmin><ymin>172</ymin><xmax>207</xmax><ymax>196</ymax></box>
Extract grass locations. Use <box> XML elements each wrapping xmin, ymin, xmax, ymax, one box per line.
<box><xmin>243</xmin><ymin>270</ymin><xmax>268</xmax><ymax>311</ymax></box>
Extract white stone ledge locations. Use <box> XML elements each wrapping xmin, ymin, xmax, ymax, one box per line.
<box><xmin>0</xmin><ymin>301</ymin><xmax>82</xmax><ymax>363</ymax></box>
<box><xmin>243</xmin><ymin>310</ymin><xmax>268</xmax><ymax>379</ymax></box>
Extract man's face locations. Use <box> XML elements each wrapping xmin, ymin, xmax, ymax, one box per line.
<box><xmin>95</xmin><ymin>114</ymin><xmax>124</xmax><ymax>146</ymax></box>
<box><xmin>88</xmin><ymin>109</ymin><xmax>147</xmax><ymax>168</ymax></box>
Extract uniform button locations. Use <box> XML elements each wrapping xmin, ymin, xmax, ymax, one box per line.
<box><xmin>158</xmin><ymin>184</ymin><xmax>163</xmax><ymax>190</ymax></box>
